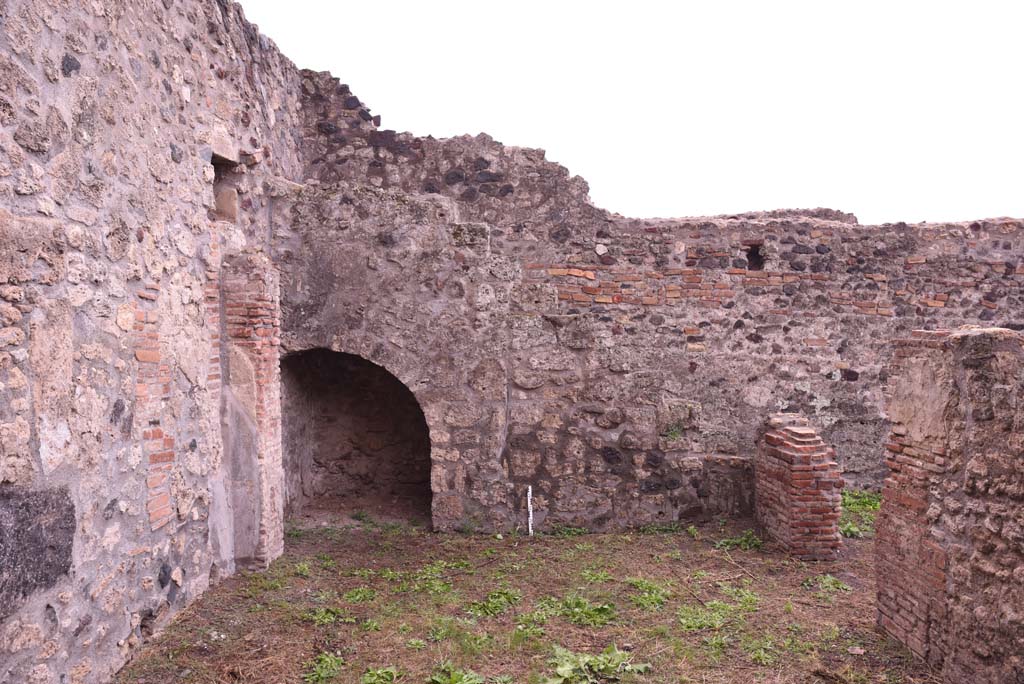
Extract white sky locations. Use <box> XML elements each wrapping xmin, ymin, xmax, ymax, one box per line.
<box><xmin>238</xmin><ymin>0</ymin><xmax>1023</xmax><ymax>225</ymax></box>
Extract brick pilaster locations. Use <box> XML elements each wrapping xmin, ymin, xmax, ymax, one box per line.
<box><xmin>134</xmin><ymin>281</ymin><xmax>176</xmax><ymax>530</ymax></box>
<box><xmin>875</xmin><ymin>330</ymin><xmax>951</xmax><ymax>665</ymax></box>
<box><xmin>222</xmin><ymin>253</ymin><xmax>284</xmax><ymax>566</ymax></box>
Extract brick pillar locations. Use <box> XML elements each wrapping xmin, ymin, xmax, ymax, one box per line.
<box><xmin>876</xmin><ymin>330</ymin><xmax>950</xmax><ymax>665</ymax></box>
<box><xmin>222</xmin><ymin>253</ymin><xmax>284</xmax><ymax>566</ymax></box>
<box><xmin>877</xmin><ymin>328</ymin><xmax>1024</xmax><ymax>683</ymax></box>
<box><xmin>755</xmin><ymin>413</ymin><xmax>843</xmax><ymax>560</ymax></box>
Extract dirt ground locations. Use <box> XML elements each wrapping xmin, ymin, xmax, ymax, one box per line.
<box><xmin>117</xmin><ymin>512</ymin><xmax>938</xmax><ymax>684</ymax></box>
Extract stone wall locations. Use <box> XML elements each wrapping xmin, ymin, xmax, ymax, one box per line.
<box><xmin>1</xmin><ymin>0</ymin><xmax>1022</xmax><ymax>680</ymax></box>
<box><xmin>877</xmin><ymin>328</ymin><xmax>1024</xmax><ymax>683</ymax></box>
<box><xmin>0</xmin><ymin>0</ymin><xmax>306</xmax><ymax>681</ymax></box>
<box><xmin>755</xmin><ymin>414</ymin><xmax>842</xmax><ymax>560</ymax></box>
<box><xmin>282</xmin><ymin>71</ymin><xmax>1024</xmax><ymax>533</ymax></box>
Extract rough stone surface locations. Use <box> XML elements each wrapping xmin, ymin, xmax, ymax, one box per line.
<box><xmin>877</xmin><ymin>328</ymin><xmax>1024</xmax><ymax>683</ymax></box>
<box><xmin>0</xmin><ymin>0</ymin><xmax>1022</xmax><ymax>681</ymax></box>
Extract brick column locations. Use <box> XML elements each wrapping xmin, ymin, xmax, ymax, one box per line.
<box><xmin>222</xmin><ymin>253</ymin><xmax>284</xmax><ymax>566</ymax></box>
<box><xmin>755</xmin><ymin>413</ymin><xmax>843</xmax><ymax>560</ymax></box>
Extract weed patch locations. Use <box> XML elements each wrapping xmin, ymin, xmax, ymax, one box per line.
<box><xmin>546</xmin><ymin>644</ymin><xmax>650</xmax><ymax>683</ymax></box>
<box><xmin>638</xmin><ymin>521</ymin><xmax>682</xmax><ymax>535</ymax></box>
<box><xmin>714</xmin><ymin>529</ymin><xmax>763</xmax><ymax>551</ymax></box>
<box><xmin>360</xmin><ymin>666</ymin><xmax>401</xmax><ymax>683</ymax></box>
<box><xmin>119</xmin><ymin>523</ymin><xmax>933</xmax><ymax>684</ymax></box>
<box><xmin>345</xmin><ymin>586</ymin><xmax>378</xmax><ymax>603</ymax></box>
<box><xmin>802</xmin><ymin>574</ymin><xmax>852</xmax><ymax>602</ymax></box>
<box><xmin>677</xmin><ymin>601</ymin><xmax>733</xmax><ymax>631</ymax></box>
<box><xmin>625</xmin><ymin>578</ymin><xmax>671</xmax><ymax>611</ymax></box>
<box><xmin>741</xmin><ymin>634</ymin><xmax>779</xmax><ymax>666</ymax></box>
<box><xmin>840</xmin><ymin>490</ymin><xmax>881</xmax><ymax>538</ymax></box>
<box><xmin>467</xmin><ymin>588</ymin><xmax>522</xmax><ymax>617</ymax></box>
<box><xmin>581</xmin><ymin>567</ymin><xmax>612</xmax><ymax>584</ymax></box>
<box><xmin>426</xmin><ymin>662</ymin><xmax>486</xmax><ymax>684</ymax></box>
<box><xmin>303</xmin><ymin>606</ymin><xmax>354</xmax><ymax>627</ymax></box>
<box><xmin>559</xmin><ymin>594</ymin><xmax>616</xmax><ymax>627</ymax></box>
<box><xmin>303</xmin><ymin>652</ymin><xmax>346</xmax><ymax>683</ymax></box>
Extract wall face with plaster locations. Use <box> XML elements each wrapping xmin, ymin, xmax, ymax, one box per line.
<box><xmin>2</xmin><ymin>0</ymin><xmax>1023</xmax><ymax>681</ymax></box>
<box><xmin>0</xmin><ymin>1</ymin><xmax>305</xmax><ymax>681</ymax></box>
<box><xmin>877</xmin><ymin>329</ymin><xmax>1024</xmax><ymax>684</ymax></box>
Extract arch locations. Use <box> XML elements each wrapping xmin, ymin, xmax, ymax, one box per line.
<box><xmin>279</xmin><ymin>348</ymin><xmax>434</xmax><ymax>526</ymax></box>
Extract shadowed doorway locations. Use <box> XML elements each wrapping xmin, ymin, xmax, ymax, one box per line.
<box><xmin>280</xmin><ymin>349</ymin><xmax>432</xmax><ymax>527</ymax></box>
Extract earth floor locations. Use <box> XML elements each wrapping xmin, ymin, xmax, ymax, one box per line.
<box><xmin>117</xmin><ymin>512</ymin><xmax>938</xmax><ymax>684</ymax></box>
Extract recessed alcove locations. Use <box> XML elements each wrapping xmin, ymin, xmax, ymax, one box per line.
<box><xmin>279</xmin><ymin>348</ymin><xmax>432</xmax><ymax>526</ymax></box>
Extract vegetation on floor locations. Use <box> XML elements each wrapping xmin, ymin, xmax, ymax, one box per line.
<box><xmin>118</xmin><ymin>514</ymin><xmax>933</xmax><ymax>684</ymax></box>
<box><xmin>839</xmin><ymin>490</ymin><xmax>882</xmax><ymax>538</ymax></box>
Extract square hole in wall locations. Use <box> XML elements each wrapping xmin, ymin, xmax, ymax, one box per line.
<box><xmin>746</xmin><ymin>244</ymin><xmax>765</xmax><ymax>271</ymax></box>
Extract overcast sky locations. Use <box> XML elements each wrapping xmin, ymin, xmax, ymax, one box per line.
<box><xmin>238</xmin><ymin>1</ymin><xmax>1023</xmax><ymax>225</ymax></box>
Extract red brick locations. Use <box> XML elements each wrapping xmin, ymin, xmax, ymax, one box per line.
<box><xmin>135</xmin><ymin>349</ymin><xmax>161</xmax><ymax>364</ymax></box>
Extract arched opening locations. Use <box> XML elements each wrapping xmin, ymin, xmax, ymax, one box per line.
<box><xmin>279</xmin><ymin>348</ymin><xmax>432</xmax><ymax>527</ymax></box>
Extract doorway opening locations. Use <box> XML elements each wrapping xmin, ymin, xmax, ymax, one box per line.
<box><xmin>280</xmin><ymin>349</ymin><xmax>432</xmax><ymax>528</ymax></box>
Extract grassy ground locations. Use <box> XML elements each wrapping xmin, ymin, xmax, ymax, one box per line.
<box><xmin>118</xmin><ymin>504</ymin><xmax>934</xmax><ymax>684</ymax></box>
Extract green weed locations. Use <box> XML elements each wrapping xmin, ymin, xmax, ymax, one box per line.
<box><xmin>664</xmin><ymin>423</ymin><xmax>685</xmax><ymax>441</ymax></box>
<box><xmin>677</xmin><ymin>601</ymin><xmax>733</xmax><ymax>631</ymax></box>
<box><xmin>303</xmin><ymin>606</ymin><xmax>350</xmax><ymax>627</ymax></box>
<box><xmin>302</xmin><ymin>651</ymin><xmax>346</xmax><ymax>683</ymax></box>
<box><xmin>714</xmin><ymin>529</ymin><xmax>763</xmax><ymax>551</ymax></box>
<box><xmin>545</xmin><ymin>644</ymin><xmax>650</xmax><ymax>683</ymax></box>
<box><xmin>344</xmin><ymin>587</ymin><xmax>377</xmax><ymax>603</ymax></box>
<box><xmin>426</xmin><ymin>662</ymin><xmax>486</xmax><ymax>684</ymax></box>
<box><xmin>559</xmin><ymin>594</ymin><xmax>617</xmax><ymax>627</ymax></box>
<box><xmin>511</xmin><ymin>622</ymin><xmax>545</xmax><ymax>645</ymax></box>
<box><xmin>742</xmin><ymin>634</ymin><xmax>778</xmax><ymax>666</ymax></box>
<box><xmin>802</xmin><ymin>574</ymin><xmax>852</xmax><ymax>603</ymax></box>
<box><xmin>360</xmin><ymin>667</ymin><xmax>401</xmax><ymax>684</ymax></box>
<box><xmin>626</xmin><ymin>578</ymin><xmax>671</xmax><ymax>611</ymax></box>
<box><xmin>244</xmin><ymin>574</ymin><xmax>284</xmax><ymax>595</ymax></box>
<box><xmin>718</xmin><ymin>583</ymin><xmax>759</xmax><ymax>611</ymax></box>
<box><xmin>841</xmin><ymin>490</ymin><xmax>882</xmax><ymax>537</ymax></box>
<box><xmin>467</xmin><ymin>588</ymin><xmax>522</xmax><ymax>617</ymax></box>
<box><xmin>581</xmin><ymin>568</ymin><xmax>612</xmax><ymax>584</ymax></box>
<box><xmin>702</xmin><ymin>634</ymin><xmax>730</xmax><ymax>663</ymax></box>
